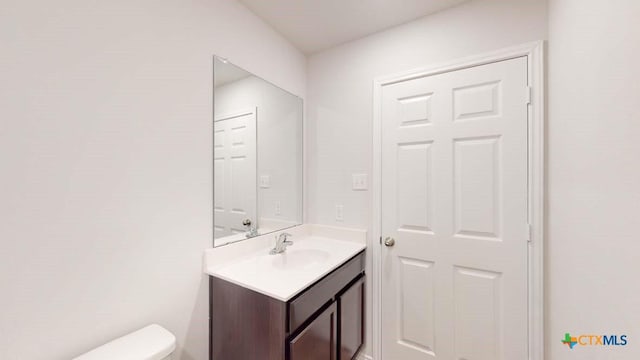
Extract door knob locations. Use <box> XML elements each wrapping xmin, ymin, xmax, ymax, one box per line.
<box><xmin>384</xmin><ymin>237</ymin><xmax>395</xmax><ymax>247</ymax></box>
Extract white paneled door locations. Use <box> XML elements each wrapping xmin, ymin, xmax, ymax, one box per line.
<box><xmin>381</xmin><ymin>57</ymin><xmax>529</xmax><ymax>360</ymax></box>
<box><xmin>214</xmin><ymin>108</ymin><xmax>257</xmax><ymax>239</ymax></box>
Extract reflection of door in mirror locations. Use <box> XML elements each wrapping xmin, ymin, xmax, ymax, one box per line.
<box><xmin>213</xmin><ymin>108</ymin><xmax>257</xmax><ymax>240</ymax></box>
<box><xmin>213</xmin><ymin>57</ymin><xmax>303</xmax><ymax>248</ymax></box>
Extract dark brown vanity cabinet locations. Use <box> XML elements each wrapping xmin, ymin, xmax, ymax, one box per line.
<box><xmin>210</xmin><ymin>251</ymin><xmax>365</xmax><ymax>360</ymax></box>
<box><xmin>289</xmin><ymin>302</ymin><xmax>337</xmax><ymax>360</ymax></box>
<box><xmin>337</xmin><ymin>276</ymin><xmax>365</xmax><ymax>360</ymax></box>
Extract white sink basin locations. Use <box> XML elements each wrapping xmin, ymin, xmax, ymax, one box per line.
<box><xmin>271</xmin><ymin>249</ymin><xmax>331</xmax><ymax>270</ymax></box>
<box><xmin>204</xmin><ymin>224</ymin><xmax>367</xmax><ymax>301</ymax></box>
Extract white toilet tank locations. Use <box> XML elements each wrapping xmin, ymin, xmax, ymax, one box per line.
<box><xmin>73</xmin><ymin>324</ymin><xmax>176</xmax><ymax>360</ymax></box>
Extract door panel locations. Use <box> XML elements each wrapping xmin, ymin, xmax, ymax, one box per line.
<box><xmin>397</xmin><ymin>257</ymin><xmax>435</xmax><ymax>357</ymax></box>
<box><xmin>397</xmin><ymin>142</ymin><xmax>434</xmax><ymax>234</ymax></box>
<box><xmin>454</xmin><ymin>136</ymin><xmax>501</xmax><ymax>239</ymax></box>
<box><xmin>453</xmin><ymin>81</ymin><xmax>501</xmax><ymax>121</ymax></box>
<box><xmin>381</xmin><ymin>57</ymin><xmax>529</xmax><ymax>360</ymax></box>
<box><xmin>453</xmin><ymin>266</ymin><xmax>502</xmax><ymax>360</ymax></box>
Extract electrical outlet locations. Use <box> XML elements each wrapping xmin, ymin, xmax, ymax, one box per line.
<box><xmin>275</xmin><ymin>201</ymin><xmax>281</xmax><ymax>216</ymax></box>
<box><xmin>352</xmin><ymin>173</ymin><xmax>368</xmax><ymax>191</ymax></box>
<box><xmin>335</xmin><ymin>205</ymin><xmax>344</xmax><ymax>222</ymax></box>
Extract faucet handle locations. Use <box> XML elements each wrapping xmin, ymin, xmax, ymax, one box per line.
<box><xmin>277</xmin><ymin>232</ymin><xmax>293</xmax><ymax>246</ymax></box>
<box><xmin>282</xmin><ymin>233</ymin><xmax>294</xmax><ymax>247</ymax></box>
<box><xmin>270</xmin><ymin>232</ymin><xmax>294</xmax><ymax>254</ymax></box>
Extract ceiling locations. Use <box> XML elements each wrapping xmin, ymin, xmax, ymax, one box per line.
<box><xmin>238</xmin><ymin>0</ymin><xmax>470</xmax><ymax>54</ymax></box>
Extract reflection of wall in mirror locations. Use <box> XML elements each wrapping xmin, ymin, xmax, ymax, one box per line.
<box><xmin>215</xmin><ymin>76</ymin><xmax>302</xmax><ymax>234</ymax></box>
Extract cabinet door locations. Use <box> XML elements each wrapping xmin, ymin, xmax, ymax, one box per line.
<box><xmin>338</xmin><ymin>276</ymin><xmax>365</xmax><ymax>360</ymax></box>
<box><xmin>289</xmin><ymin>302</ymin><xmax>337</xmax><ymax>360</ymax></box>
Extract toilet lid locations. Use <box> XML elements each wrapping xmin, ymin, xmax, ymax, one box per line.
<box><xmin>73</xmin><ymin>324</ymin><xmax>176</xmax><ymax>360</ymax></box>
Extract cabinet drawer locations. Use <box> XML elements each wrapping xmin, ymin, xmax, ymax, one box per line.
<box><xmin>289</xmin><ymin>251</ymin><xmax>364</xmax><ymax>332</ymax></box>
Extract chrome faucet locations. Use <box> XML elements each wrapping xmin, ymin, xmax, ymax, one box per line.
<box><xmin>243</xmin><ymin>219</ymin><xmax>259</xmax><ymax>238</ymax></box>
<box><xmin>270</xmin><ymin>232</ymin><xmax>293</xmax><ymax>255</ymax></box>
<box><xmin>245</xmin><ymin>225</ymin><xmax>259</xmax><ymax>238</ymax></box>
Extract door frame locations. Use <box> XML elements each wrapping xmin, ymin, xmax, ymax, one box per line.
<box><xmin>371</xmin><ymin>41</ymin><xmax>545</xmax><ymax>360</ymax></box>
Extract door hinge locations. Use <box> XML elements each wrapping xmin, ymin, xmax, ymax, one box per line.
<box><xmin>526</xmin><ymin>86</ymin><xmax>533</xmax><ymax>105</ymax></box>
<box><xmin>526</xmin><ymin>223</ymin><xmax>533</xmax><ymax>242</ymax></box>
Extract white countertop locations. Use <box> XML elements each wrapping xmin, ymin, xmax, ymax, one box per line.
<box><xmin>203</xmin><ymin>224</ymin><xmax>366</xmax><ymax>301</ymax></box>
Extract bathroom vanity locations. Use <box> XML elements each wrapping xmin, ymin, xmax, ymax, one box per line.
<box><xmin>204</xmin><ymin>225</ymin><xmax>366</xmax><ymax>360</ymax></box>
<box><xmin>208</xmin><ymin>57</ymin><xmax>364</xmax><ymax>359</ymax></box>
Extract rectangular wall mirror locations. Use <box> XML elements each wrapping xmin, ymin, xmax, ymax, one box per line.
<box><xmin>213</xmin><ymin>56</ymin><xmax>303</xmax><ymax>247</ymax></box>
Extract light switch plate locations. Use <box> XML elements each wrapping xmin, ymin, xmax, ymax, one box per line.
<box><xmin>260</xmin><ymin>175</ymin><xmax>271</xmax><ymax>188</ymax></box>
<box><xmin>335</xmin><ymin>205</ymin><xmax>344</xmax><ymax>222</ymax></box>
<box><xmin>352</xmin><ymin>173</ymin><xmax>368</xmax><ymax>191</ymax></box>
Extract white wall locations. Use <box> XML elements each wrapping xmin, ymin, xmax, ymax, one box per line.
<box><xmin>547</xmin><ymin>1</ymin><xmax>640</xmax><ymax>359</ymax></box>
<box><xmin>306</xmin><ymin>0</ymin><xmax>548</xmax><ymax>356</ymax></box>
<box><xmin>0</xmin><ymin>0</ymin><xmax>305</xmax><ymax>359</ymax></box>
